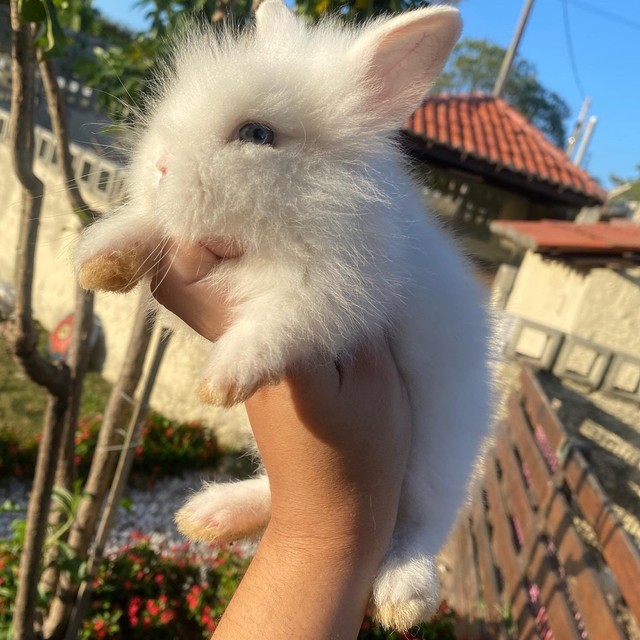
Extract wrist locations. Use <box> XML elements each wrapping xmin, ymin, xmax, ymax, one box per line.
<box><xmin>267</xmin><ymin>499</ymin><xmax>396</xmax><ymax>569</ymax></box>
<box><xmin>214</xmin><ymin>518</ymin><xmax>382</xmax><ymax>639</ymax></box>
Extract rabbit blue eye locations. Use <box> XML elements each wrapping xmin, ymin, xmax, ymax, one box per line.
<box><xmin>237</xmin><ymin>123</ymin><xmax>275</xmax><ymax>146</ymax></box>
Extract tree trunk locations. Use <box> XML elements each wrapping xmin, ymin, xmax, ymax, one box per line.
<box><xmin>38</xmin><ymin>287</ymin><xmax>95</xmax><ymax>599</ymax></box>
<box><xmin>7</xmin><ymin>4</ymin><xmax>71</xmax><ymax>638</ymax></box>
<box><xmin>37</xmin><ymin>58</ymin><xmax>99</xmax><ymax>491</ymax></box>
<box><xmin>64</xmin><ymin>328</ymin><xmax>173</xmax><ymax>640</ymax></box>
<box><xmin>13</xmin><ymin>397</ymin><xmax>69</xmax><ymax>640</ymax></box>
<box><xmin>212</xmin><ymin>0</ymin><xmax>237</xmax><ymax>22</ymax></box>
<box><xmin>36</xmin><ymin>57</ymin><xmax>99</xmax><ymax>600</ymax></box>
<box><xmin>43</xmin><ymin>298</ymin><xmax>155</xmax><ymax>640</ymax></box>
<box><xmin>38</xmin><ymin>58</ymin><xmax>97</xmax><ymax>227</ymax></box>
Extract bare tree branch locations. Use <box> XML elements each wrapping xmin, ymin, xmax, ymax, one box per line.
<box><xmin>36</xmin><ymin>56</ymin><xmax>100</xmax><ymax>602</ymax></box>
<box><xmin>43</xmin><ymin>299</ymin><xmax>155</xmax><ymax>640</ymax></box>
<box><xmin>38</xmin><ymin>58</ymin><xmax>98</xmax><ymax>226</ymax></box>
<box><xmin>7</xmin><ymin>3</ymin><xmax>71</xmax><ymax>637</ymax></box>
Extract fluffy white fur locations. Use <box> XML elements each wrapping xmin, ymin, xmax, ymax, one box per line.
<box><xmin>76</xmin><ymin>2</ymin><xmax>491</xmax><ymax>630</ymax></box>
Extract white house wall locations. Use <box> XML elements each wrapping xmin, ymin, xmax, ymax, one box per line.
<box><xmin>505</xmin><ymin>251</ymin><xmax>589</xmax><ymax>333</ymax></box>
<box><xmin>0</xmin><ymin>135</ymin><xmax>250</xmax><ymax>449</ymax></box>
<box><xmin>506</xmin><ymin>249</ymin><xmax>640</xmax><ymax>360</ymax></box>
<box><xmin>572</xmin><ymin>268</ymin><xmax>640</xmax><ymax>356</ymax></box>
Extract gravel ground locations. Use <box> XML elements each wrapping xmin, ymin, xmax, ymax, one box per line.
<box><xmin>0</xmin><ymin>469</ymin><xmax>234</xmax><ymax>553</ymax></box>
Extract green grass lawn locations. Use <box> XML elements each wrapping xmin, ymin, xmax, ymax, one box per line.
<box><xmin>0</xmin><ymin>332</ymin><xmax>112</xmax><ymax>441</ymax></box>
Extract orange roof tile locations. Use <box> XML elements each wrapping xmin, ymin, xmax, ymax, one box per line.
<box><xmin>404</xmin><ymin>94</ymin><xmax>606</xmax><ymax>204</ymax></box>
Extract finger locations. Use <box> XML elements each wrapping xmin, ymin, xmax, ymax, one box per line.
<box><xmin>150</xmin><ymin>242</ymin><xmax>232</xmax><ymax>342</ymax></box>
<box><xmin>153</xmin><ymin>240</ymin><xmax>222</xmax><ymax>289</ymax></box>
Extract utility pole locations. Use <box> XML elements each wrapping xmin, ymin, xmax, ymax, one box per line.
<box><xmin>574</xmin><ymin>116</ymin><xmax>597</xmax><ymax>167</ymax></box>
<box><xmin>566</xmin><ymin>97</ymin><xmax>591</xmax><ymax>157</ymax></box>
<box><xmin>493</xmin><ymin>0</ymin><xmax>535</xmax><ymax>98</ymax></box>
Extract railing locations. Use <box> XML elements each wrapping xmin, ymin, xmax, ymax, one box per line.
<box><xmin>0</xmin><ymin>106</ymin><xmax>124</xmax><ymax>204</ymax></box>
<box><xmin>440</xmin><ymin>366</ymin><xmax>640</xmax><ymax>639</ymax></box>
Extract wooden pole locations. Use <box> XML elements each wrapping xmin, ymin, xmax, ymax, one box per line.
<box><xmin>493</xmin><ymin>0</ymin><xmax>535</xmax><ymax>98</ymax></box>
<box><xmin>574</xmin><ymin>116</ymin><xmax>597</xmax><ymax>167</ymax></box>
<box><xmin>566</xmin><ymin>97</ymin><xmax>591</xmax><ymax>157</ymax></box>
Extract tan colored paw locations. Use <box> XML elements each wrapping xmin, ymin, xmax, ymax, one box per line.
<box><xmin>78</xmin><ymin>246</ymin><xmax>148</xmax><ymax>293</ymax></box>
<box><xmin>196</xmin><ymin>380</ymin><xmax>255</xmax><ymax>408</ymax></box>
<box><xmin>175</xmin><ymin>505</ymin><xmax>228</xmax><ymax>543</ymax></box>
<box><xmin>369</xmin><ymin>597</ymin><xmax>431</xmax><ymax>632</ymax></box>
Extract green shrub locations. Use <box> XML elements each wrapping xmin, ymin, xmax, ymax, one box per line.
<box><xmin>0</xmin><ymin>530</ymin><xmax>457</xmax><ymax>639</ymax></box>
<box><xmin>81</xmin><ymin>535</ymin><xmax>248</xmax><ymax>639</ymax></box>
<box><xmin>0</xmin><ymin>430</ymin><xmax>38</xmax><ymax>479</ymax></box>
<box><xmin>0</xmin><ymin>532</ymin><xmax>248</xmax><ymax>640</ymax></box>
<box><xmin>0</xmin><ymin>412</ymin><xmax>220</xmax><ymax>483</ymax></box>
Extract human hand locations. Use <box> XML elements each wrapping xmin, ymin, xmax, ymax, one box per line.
<box><xmin>151</xmin><ymin>241</ymin><xmax>412</xmax><ymax>638</ymax></box>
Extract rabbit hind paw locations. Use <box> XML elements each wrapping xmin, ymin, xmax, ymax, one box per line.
<box><xmin>196</xmin><ymin>379</ymin><xmax>257</xmax><ymax>408</ymax></box>
<box><xmin>175</xmin><ymin>480</ymin><xmax>271</xmax><ymax>543</ymax></box>
<box><xmin>369</xmin><ymin>553</ymin><xmax>440</xmax><ymax>631</ymax></box>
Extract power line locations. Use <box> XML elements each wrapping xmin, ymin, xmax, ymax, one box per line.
<box><xmin>561</xmin><ymin>0</ymin><xmax>587</xmax><ymax>98</ymax></box>
<box><xmin>564</xmin><ymin>0</ymin><xmax>640</xmax><ymax>33</ymax></box>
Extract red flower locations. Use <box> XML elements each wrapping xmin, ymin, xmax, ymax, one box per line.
<box><xmin>437</xmin><ymin>599</ymin><xmax>452</xmax><ymax>615</ymax></box>
<box><xmin>201</xmin><ymin>608</ymin><xmax>217</xmax><ymax>633</ymax></box>
<box><xmin>186</xmin><ymin>585</ymin><xmax>202</xmax><ymax>611</ymax></box>
<box><xmin>127</xmin><ymin>596</ymin><xmax>142</xmax><ymax>626</ymax></box>
<box><xmin>130</xmin><ymin>531</ymin><xmax>148</xmax><ymax>541</ymax></box>
<box><xmin>146</xmin><ymin>599</ymin><xmax>160</xmax><ymax>617</ymax></box>
<box><xmin>160</xmin><ymin>609</ymin><xmax>176</xmax><ymax>624</ymax></box>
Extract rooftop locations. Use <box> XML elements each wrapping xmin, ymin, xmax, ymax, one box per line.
<box><xmin>491</xmin><ymin>219</ymin><xmax>640</xmax><ymax>258</ymax></box>
<box><xmin>403</xmin><ymin>94</ymin><xmax>607</xmax><ymax>207</ymax></box>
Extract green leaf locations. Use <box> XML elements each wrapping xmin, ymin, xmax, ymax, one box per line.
<box><xmin>40</xmin><ymin>0</ymin><xmax>68</xmax><ymax>59</ymax></box>
<box><xmin>20</xmin><ymin>0</ymin><xmax>68</xmax><ymax>58</ymax></box>
<box><xmin>19</xmin><ymin>0</ymin><xmax>47</xmax><ymax>22</ymax></box>
<box><xmin>10</xmin><ymin>519</ymin><xmax>26</xmax><ymax>544</ymax></box>
<box><xmin>0</xmin><ymin>500</ymin><xmax>22</xmax><ymax>513</ymax></box>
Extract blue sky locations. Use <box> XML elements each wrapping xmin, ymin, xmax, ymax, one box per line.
<box><xmin>94</xmin><ymin>0</ymin><xmax>640</xmax><ymax>189</ymax></box>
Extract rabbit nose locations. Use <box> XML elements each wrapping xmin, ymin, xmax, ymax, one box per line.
<box><xmin>156</xmin><ymin>157</ymin><xmax>168</xmax><ymax>178</ymax></box>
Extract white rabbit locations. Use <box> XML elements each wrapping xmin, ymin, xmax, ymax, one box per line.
<box><xmin>76</xmin><ymin>1</ymin><xmax>491</xmax><ymax>630</ymax></box>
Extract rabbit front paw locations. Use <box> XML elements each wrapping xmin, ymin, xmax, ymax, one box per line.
<box><xmin>197</xmin><ymin>334</ymin><xmax>286</xmax><ymax>407</ymax></box>
<box><xmin>78</xmin><ymin>243</ymin><xmax>151</xmax><ymax>293</ymax></box>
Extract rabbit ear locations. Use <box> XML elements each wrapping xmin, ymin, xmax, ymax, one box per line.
<box><xmin>351</xmin><ymin>7</ymin><xmax>461</xmax><ymax>127</ymax></box>
<box><xmin>254</xmin><ymin>0</ymin><xmax>298</xmax><ymax>39</ymax></box>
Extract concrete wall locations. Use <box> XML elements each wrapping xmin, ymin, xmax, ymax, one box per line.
<box><xmin>505</xmin><ymin>250</ymin><xmax>640</xmax><ymax>359</ymax></box>
<box><xmin>0</xmin><ymin>120</ymin><xmax>251</xmax><ymax>449</ymax></box>
<box><xmin>573</xmin><ymin>269</ymin><xmax>640</xmax><ymax>356</ymax></box>
<box><xmin>506</xmin><ymin>251</ymin><xmax>589</xmax><ymax>333</ymax></box>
